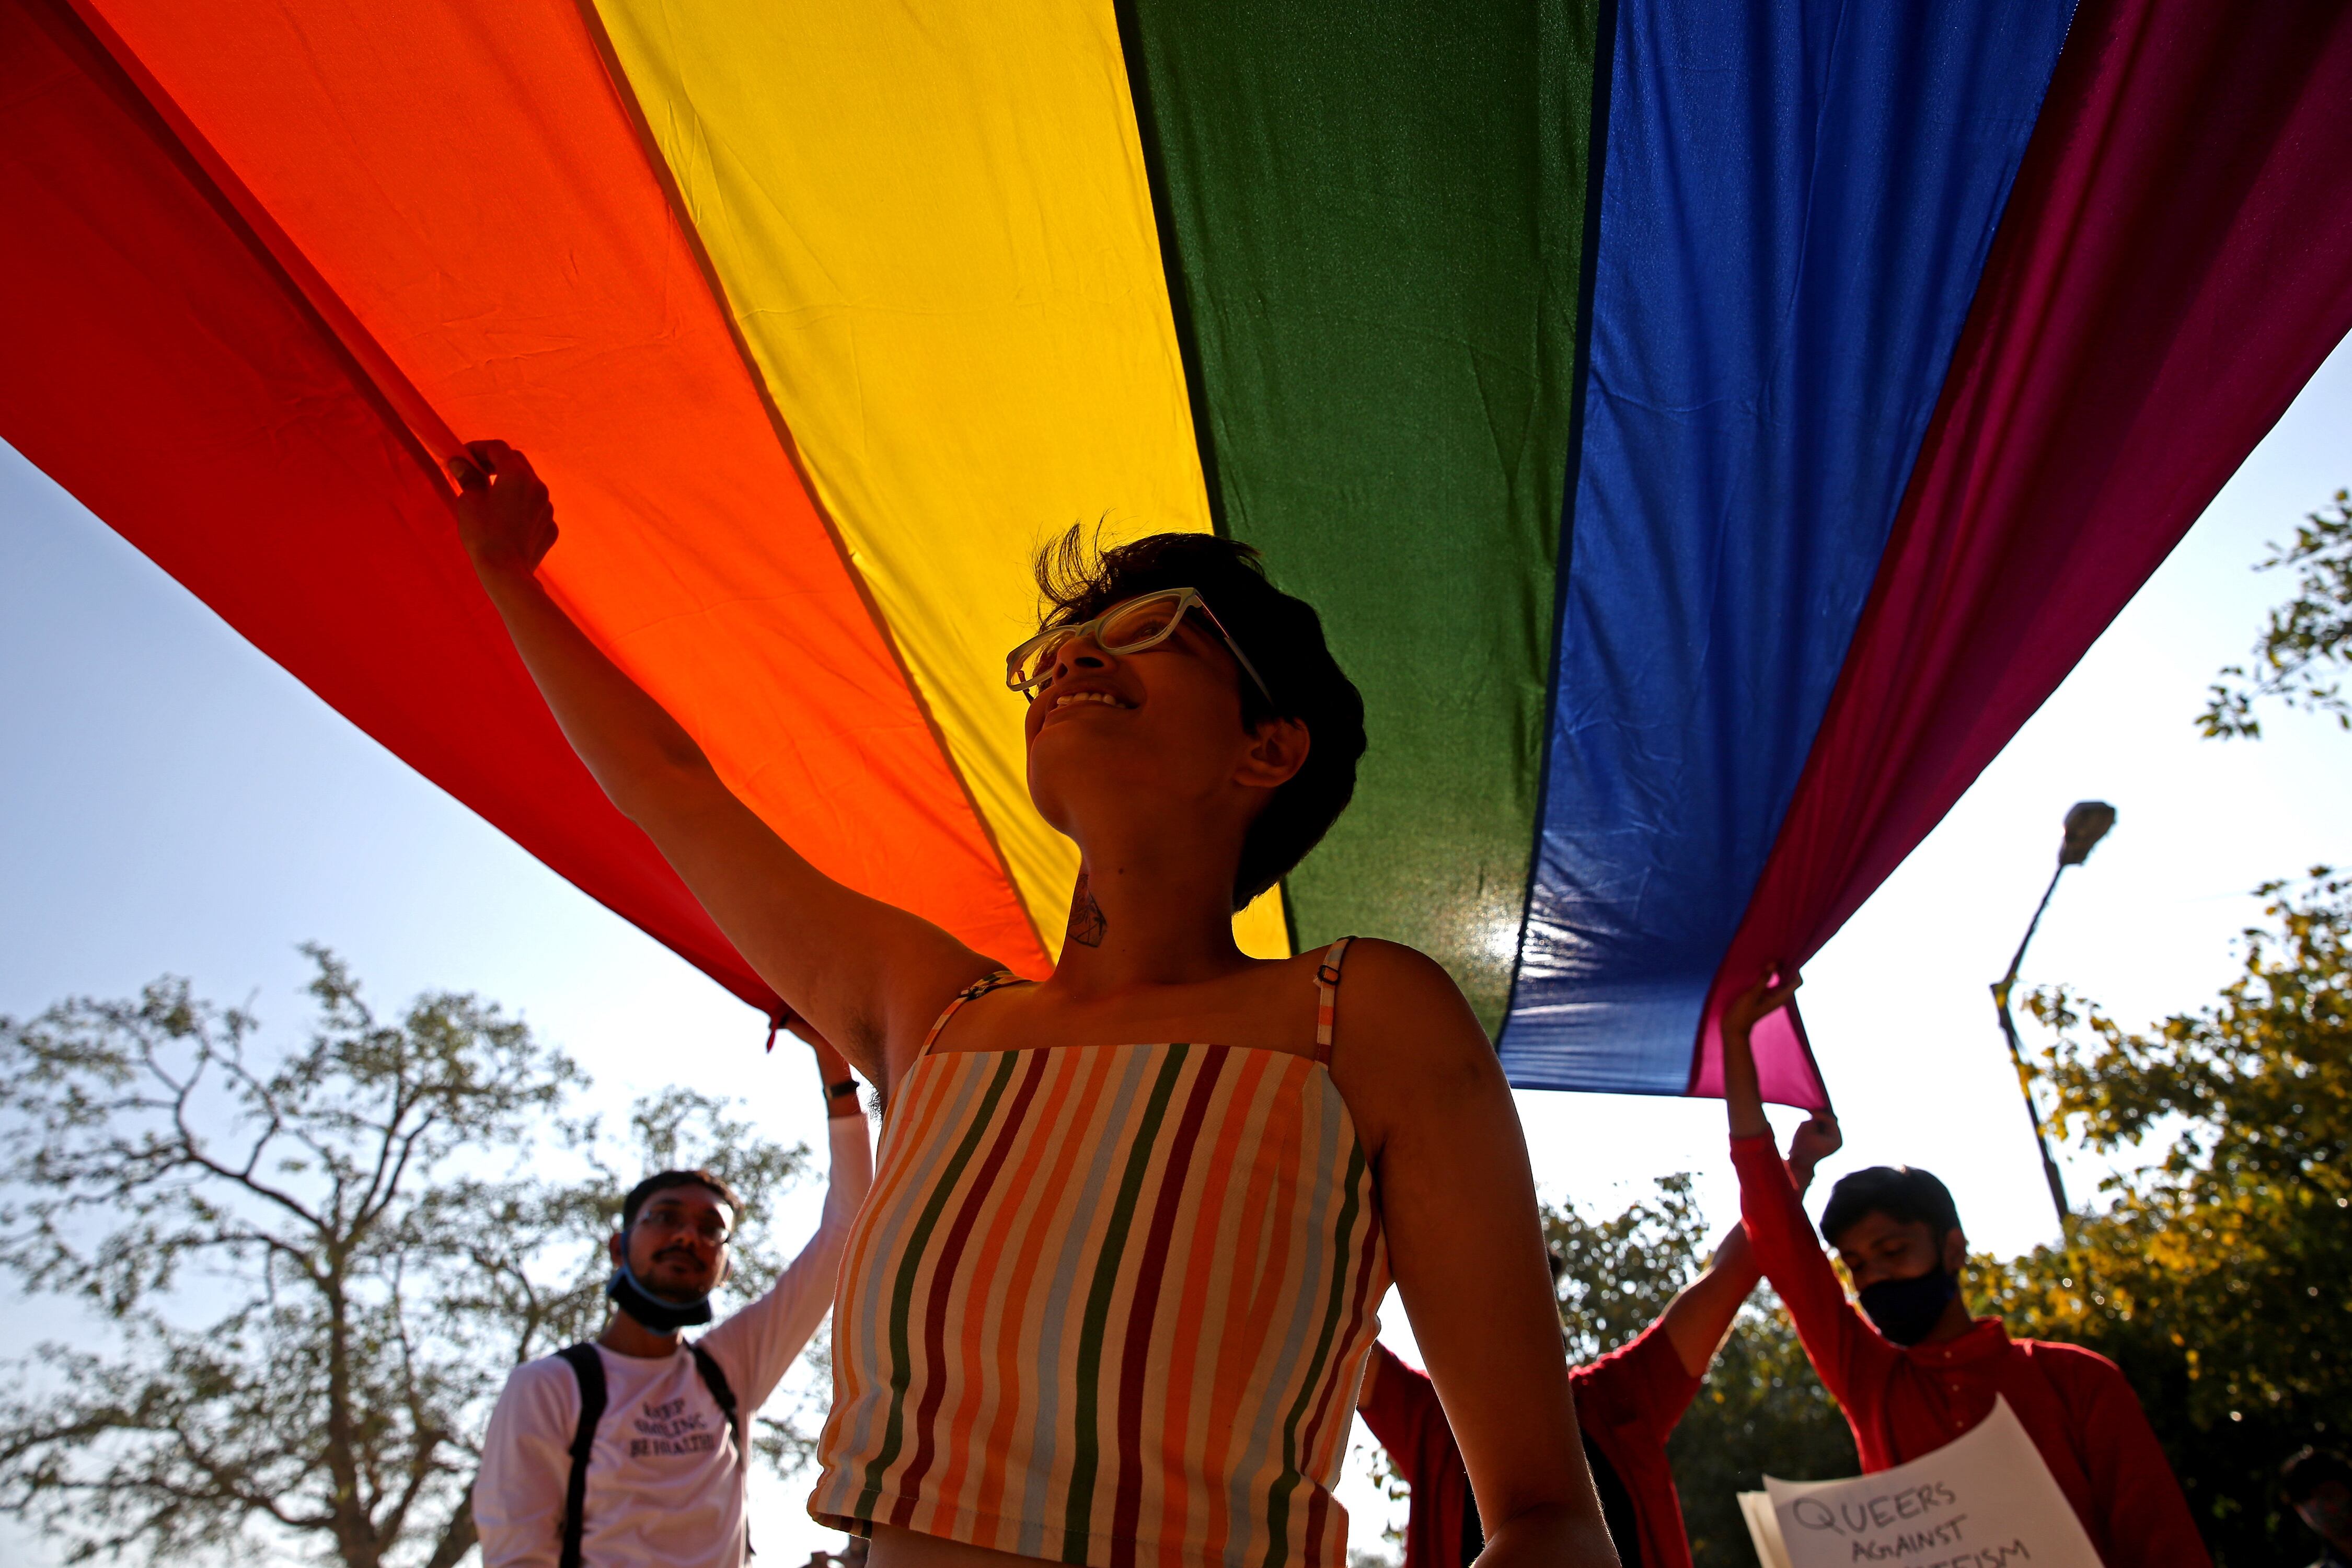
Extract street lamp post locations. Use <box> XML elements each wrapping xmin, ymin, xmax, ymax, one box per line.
<box><xmin>1990</xmin><ymin>801</ymin><xmax>2116</xmax><ymax>1233</ymax></box>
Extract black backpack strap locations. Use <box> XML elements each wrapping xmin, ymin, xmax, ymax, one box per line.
<box><xmin>555</xmin><ymin>1344</ymin><xmax>608</xmax><ymax>1568</ymax></box>
<box><xmin>688</xmin><ymin>1342</ymin><xmax>741</xmax><ymax>1444</ymax></box>
<box><xmin>688</xmin><ymin>1343</ymin><xmax>750</xmax><ymax>1555</ymax></box>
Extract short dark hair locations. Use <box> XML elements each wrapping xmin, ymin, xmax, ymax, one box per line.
<box><xmin>1819</xmin><ymin>1166</ymin><xmax>1962</xmax><ymax>1247</ymax></box>
<box><xmin>2284</xmin><ymin>1447</ymin><xmax>2352</xmax><ymax>1503</ymax></box>
<box><xmin>1034</xmin><ymin>527</ymin><xmax>1366</xmax><ymax>909</ymax></box>
<box><xmin>621</xmin><ymin>1169</ymin><xmax>742</xmax><ymax>1230</ymax></box>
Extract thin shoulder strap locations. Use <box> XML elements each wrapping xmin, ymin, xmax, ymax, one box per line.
<box><xmin>1312</xmin><ymin>937</ymin><xmax>1359</xmax><ymax>1064</ymax></box>
<box><xmin>556</xmin><ymin>1343</ymin><xmax>608</xmax><ymax>1568</ymax></box>
<box><xmin>920</xmin><ymin>970</ymin><xmax>1025</xmax><ymax>1055</ymax></box>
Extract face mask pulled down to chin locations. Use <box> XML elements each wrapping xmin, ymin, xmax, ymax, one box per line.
<box><xmin>607</xmin><ymin>1263</ymin><xmax>714</xmax><ymax>1334</ymax></box>
<box><xmin>1857</xmin><ymin>1266</ymin><xmax>1960</xmax><ymax>1346</ymax></box>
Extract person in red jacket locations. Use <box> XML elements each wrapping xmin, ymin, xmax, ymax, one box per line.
<box><xmin>1721</xmin><ymin>970</ymin><xmax>2209</xmax><ymax>1568</ymax></box>
<box><xmin>1357</xmin><ymin>1123</ymin><xmax>1839</xmax><ymax>1568</ymax></box>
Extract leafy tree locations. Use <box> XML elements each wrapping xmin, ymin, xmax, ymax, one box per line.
<box><xmin>1993</xmin><ymin>872</ymin><xmax>2352</xmax><ymax>1564</ymax></box>
<box><xmin>1543</xmin><ymin>1177</ymin><xmax>1857</xmax><ymax>1568</ymax></box>
<box><xmin>0</xmin><ymin>951</ymin><xmax>814</xmax><ymax>1568</ymax></box>
<box><xmin>2200</xmin><ymin>488</ymin><xmax>2352</xmax><ymax>738</ymax></box>
<box><xmin>1547</xmin><ymin>1173</ymin><xmax>1708</xmax><ymax>1362</ymax></box>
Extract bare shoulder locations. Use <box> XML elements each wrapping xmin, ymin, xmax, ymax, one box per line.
<box><xmin>1331</xmin><ymin>938</ymin><xmax>1488</xmax><ymax>1048</ymax></box>
<box><xmin>1325</xmin><ymin>939</ymin><xmax>1504</xmax><ymax>1157</ymax></box>
<box><xmin>873</xmin><ymin>949</ymin><xmax>1019</xmax><ymax>1084</ymax></box>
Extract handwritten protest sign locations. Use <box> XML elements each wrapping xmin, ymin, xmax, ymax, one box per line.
<box><xmin>1739</xmin><ymin>1490</ymin><xmax>1797</xmax><ymax>1568</ymax></box>
<box><xmin>1739</xmin><ymin>1398</ymin><xmax>2102</xmax><ymax>1568</ymax></box>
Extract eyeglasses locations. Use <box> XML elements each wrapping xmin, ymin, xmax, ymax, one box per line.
<box><xmin>635</xmin><ymin>1208</ymin><xmax>732</xmax><ymax>1245</ymax></box>
<box><xmin>1005</xmin><ymin>588</ymin><xmax>1273</xmax><ymax>705</ymax></box>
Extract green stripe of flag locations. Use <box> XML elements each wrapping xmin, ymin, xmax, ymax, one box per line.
<box><xmin>1123</xmin><ymin>0</ymin><xmax>1606</xmax><ymax>1028</ymax></box>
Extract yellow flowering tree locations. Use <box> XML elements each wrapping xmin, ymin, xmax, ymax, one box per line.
<box><xmin>1985</xmin><ymin>873</ymin><xmax>2351</xmax><ymax>1564</ymax></box>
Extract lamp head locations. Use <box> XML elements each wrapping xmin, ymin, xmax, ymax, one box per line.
<box><xmin>2058</xmin><ymin>801</ymin><xmax>2116</xmax><ymax>867</ymax></box>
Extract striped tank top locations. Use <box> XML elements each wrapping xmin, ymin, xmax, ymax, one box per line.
<box><xmin>809</xmin><ymin>940</ymin><xmax>1388</xmax><ymax>1568</ymax></box>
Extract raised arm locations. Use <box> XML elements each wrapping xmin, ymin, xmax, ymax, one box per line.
<box><xmin>453</xmin><ymin>443</ymin><xmax>992</xmax><ymax>1086</ymax></box>
<box><xmin>1718</xmin><ymin>970</ymin><xmax>1797</xmax><ymax>1144</ymax></box>
<box><xmin>702</xmin><ymin>1033</ymin><xmax>877</xmax><ymax>1411</ymax></box>
<box><xmin>1335</xmin><ymin>942</ymin><xmax>1618</xmax><ymax>1568</ymax></box>
<box><xmin>1721</xmin><ymin>972</ymin><xmax>1892</xmax><ymax>1404</ymax></box>
<box><xmin>1659</xmin><ymin>1112</ymin><xmax>1840</xmax><ymax>1376</ymax></box>
<box><xmin>1354</xmin><ymin>1344</ymin><xmax>1443</xmax><ymax>1485</ymax></box>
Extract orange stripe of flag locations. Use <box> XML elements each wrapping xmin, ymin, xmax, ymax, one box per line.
<box><xmin>76</xmin><ymin>0</ymin><xmax>1047</xmax><ymax>973</ymax></box>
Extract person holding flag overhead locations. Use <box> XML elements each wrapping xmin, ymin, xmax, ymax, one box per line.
<box><xmin>454</xmin><ymin>443</ymin><xmax>1620</xmax><ymax>1568</ymax></box>
<box><xmin>1720</xmin><ymin>971</ymin><xmax>2206</xmax><ymax>1567</ymax></box>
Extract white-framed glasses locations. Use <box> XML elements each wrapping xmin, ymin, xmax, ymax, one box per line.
<box><xmin>1005</xmin><ymin>587</ymin><xmax>1274</xmax><ymax>705</ymax></box>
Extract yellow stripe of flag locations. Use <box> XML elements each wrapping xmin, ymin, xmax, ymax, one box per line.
<box><xmin>589</xmin><ymin>0</ymin><xmax>1286</xmax><ymax>959</ymax></box>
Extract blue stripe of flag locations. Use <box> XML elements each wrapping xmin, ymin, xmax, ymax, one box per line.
<box><xmin>1503</xmin><ymin>0</ymin><xmax>2074</xmax><ymax>1092</ymax></box>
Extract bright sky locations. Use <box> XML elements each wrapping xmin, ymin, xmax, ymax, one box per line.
<box><xmin>2</xmin><ymin>330</ymin><xmax>2344</xmax><ymax>1565</ymax></box>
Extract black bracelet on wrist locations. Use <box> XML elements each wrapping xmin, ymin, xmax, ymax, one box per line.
<box><xmin>824</xmin><ymin>1078</ymin><xmax>859</xmax><ymax>1105</ymax></box>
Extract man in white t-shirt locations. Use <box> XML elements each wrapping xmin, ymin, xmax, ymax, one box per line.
<box><xmin>475</xmin><ymin>1035</ymin><xmax>873</xmax><ymax>1568</ymax></box>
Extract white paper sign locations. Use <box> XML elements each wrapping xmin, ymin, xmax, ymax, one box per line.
<box><xmin>1743</xmin><ymin>1398</ymin><xmax>2102</xmax><ymax>1568</ymax></box>
<box><xmin>1738</xmin><ymin>1489</ymin><xmax>1795</xmax><ymax>1568</ymax></box>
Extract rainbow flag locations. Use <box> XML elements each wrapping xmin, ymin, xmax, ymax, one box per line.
<box><xmin>6</xmin><ymin>0</ymin><xmax>2348</xmax><ymax>1105</ymax></box>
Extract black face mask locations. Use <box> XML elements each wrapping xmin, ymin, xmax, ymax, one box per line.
<box><xmin>607</xmin><ymin>1262</ymin><xmax>714</xmax><ymax>1334</ymax></box>
<box><xmin>1857</xmin><ymin>1266</ymin><xmax>1959</xmax><ymax>1345</ymax></box>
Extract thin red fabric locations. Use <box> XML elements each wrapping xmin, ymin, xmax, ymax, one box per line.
<box><xmin>1693</xmin><ymin>0</ymin><xmax>2352</xmax><ymax>1098</ymax></box>
<box><xmin>0</xmin><ymin>0</ymin><xmax>777</xmax><ymax>1010</ymax></box>
<box><xmin>1732</xmin><ymin>1136</ymin><xmax>2209</xmax><ymax>1567</ymax></box>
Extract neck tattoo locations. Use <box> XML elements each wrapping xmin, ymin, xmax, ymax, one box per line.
<box><xmin>1068</xmin><ymin>870</ymin><xmax>1108</xmax><ymax>948</ymax></box>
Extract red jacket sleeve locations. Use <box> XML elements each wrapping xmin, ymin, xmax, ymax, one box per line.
<box><xmin>1731</xmin><ymin>1133</ymin><xmax>1896</xmax><ymax>1412</ymax></box>
<box><xmin>1357</xmin><ymin>1343</ymin><xmax>1444</xmax><ymax>1491</ymax></box>
<box><xmin>2037</xmin><ymin>1345</ymin><xmax>2211</xmax><ymax>1568</ymax></box>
